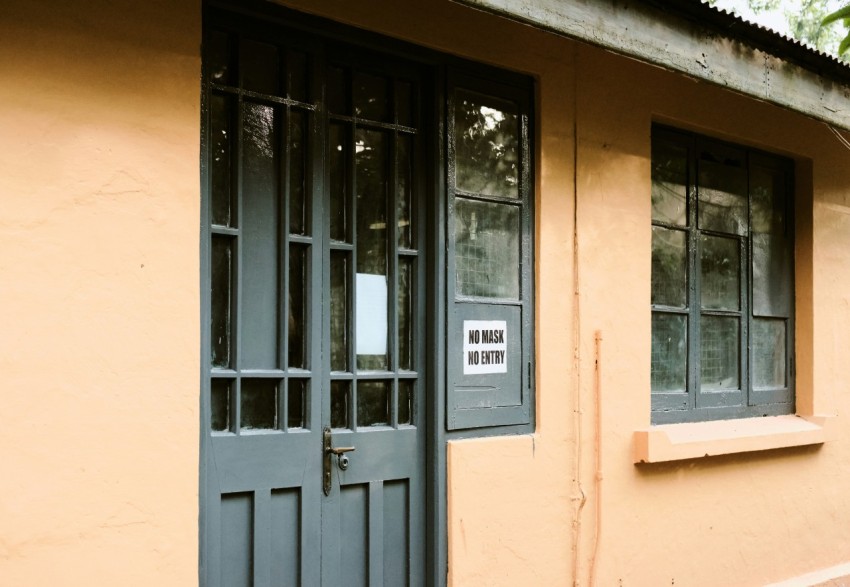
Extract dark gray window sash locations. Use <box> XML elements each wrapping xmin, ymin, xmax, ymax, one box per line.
<box><xmin>445</xmin><ymin>70</ymin><xmax>534</xmax><ymax>431</ymax></box>
<box><xmin>650</xmin><ymin>126</ymin><xmax>794</xmax><ymax>425</ymax></box>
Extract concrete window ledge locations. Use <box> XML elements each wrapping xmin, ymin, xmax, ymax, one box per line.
<box><xmin>763</xmin><ymin>561</ymin><xmax>850</xmax><ymax>586</ymax></box>
<box><xmin>633</xmin><ymin>415</ymin><xmax>833</xmax><ymax>464</ymax></box>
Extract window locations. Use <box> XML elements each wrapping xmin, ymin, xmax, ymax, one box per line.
<box><xmin>446</xmin><ymin>71</ymin><xmax>534</xmax><ymax>431</ymax></box>
<box><xmin>650</xmin><ymin>126</ymin><xmax>794</xmax><ymax>424</ymax></box>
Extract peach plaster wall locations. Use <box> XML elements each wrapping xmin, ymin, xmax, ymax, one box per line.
<box><xmin>0</xmin><ymin>1</ymin><xmax>201</xmax><ymax>585</ymax></box>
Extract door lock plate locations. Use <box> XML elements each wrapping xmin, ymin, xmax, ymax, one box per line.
<box><xmin>323</xmin><ymin>427</ymin><xmax>356</xmax><ymax>495</ymax></box>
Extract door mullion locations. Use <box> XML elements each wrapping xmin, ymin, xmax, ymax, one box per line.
<box><xmin>253</xmin><ymin>489</ymin><xmax>272</xmax><ymax>587</ymax></box>
<box><xmin>349</xmin><ymin>117</ymin><xmax>359</xmax><ymax>429</ymax></box>
<box><xmin>234</xmin><ymin>90</ymin><xmax>245</xmax><ymax>433</ymax></box>
<box><xmin>280</xmin><ymin>105</ymin><xmax>292</xmax><ymax>377</ymax></box>
<box><xmin>389</xmin><ymin>131</ymin><xmax>400</xmax><ymax>427</ymax></box>
<box><xmin>304</xmin><ymin>41</ymin><xmax>326</xmax><ymax>587</ymax></box>
<box><xmin>368</xmin><ymin>481</ymin><xmax>385</xmax><ymax>587</ymax></box>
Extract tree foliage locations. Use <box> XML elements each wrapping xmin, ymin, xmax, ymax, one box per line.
<box><xmin>710</xmin><ymin>0</ymin><xmax>850</xmax><ymax>59</ymax></box>
<box><xmin>822</xmin><ymin>3</ymin><xmax>850</xmax><ymax>55</ymax></box>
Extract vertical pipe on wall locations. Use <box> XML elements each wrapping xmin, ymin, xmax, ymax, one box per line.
<box><xmin>588</xmin><ymin>330</ymin><xmax>603</xmax><ymax>586</ymax></box>
<box><xmin>570</xmin><ymin>42</ymin><xmax>587</xmax><ymax>585</ymax></box>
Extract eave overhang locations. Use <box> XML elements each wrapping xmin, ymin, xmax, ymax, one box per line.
<box><xmin>454</xmin><ymin>0</ymin><xmax>850</xmax><ymax>130</ymax></box>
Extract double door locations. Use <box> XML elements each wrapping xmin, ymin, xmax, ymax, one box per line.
<box><xmin>202</xmin><ymin>14</ymin><xmax>427</xmax><ymax>585</ymax></box>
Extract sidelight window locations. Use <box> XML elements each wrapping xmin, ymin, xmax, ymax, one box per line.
<box><xmin>446</xmin><ymin>72</ymin><xmax>534</xmax><ymax>431</ymax></box>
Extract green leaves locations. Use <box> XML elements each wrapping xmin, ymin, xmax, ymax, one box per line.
<box><xmin>822</xmin><ymin>3</ymin><xmax>850</xmax><ymax>25</ymax></box>
<box><xmin>821</xmin><ymin>3</ymin><xmax>850</xmax><ymax>56</ymax></box>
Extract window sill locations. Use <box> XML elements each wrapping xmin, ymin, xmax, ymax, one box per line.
<box><xmin>633</xmin><ymin>415</ymin><xmax>832</xmax><ymax>464</ymax></box>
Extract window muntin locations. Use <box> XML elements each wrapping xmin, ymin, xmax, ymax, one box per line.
<box><xmin>650</xmin><ymin>127</ymin><xmax>794</xmax><ymax>424</ymax></box>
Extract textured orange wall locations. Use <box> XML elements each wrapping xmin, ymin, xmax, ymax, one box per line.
<box><xmin>3</xmin><ymin>0</ymin><xmax>850</xmax><ymax>585</ymax></box>
<box><xmin>0</xmin><ymin>1</ymin><xmax>200</xmax><ymax>585</ymax></box>
<box><xmin>570</xmin><ymin>45</ymin><xmax>850</xmax><ymax>586</ymax></box>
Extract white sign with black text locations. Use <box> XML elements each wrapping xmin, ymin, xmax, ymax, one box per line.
<box><xmin>463</xmin><ymin>320</ymin><xmax>507</xmax><ymax>375</ymax></box>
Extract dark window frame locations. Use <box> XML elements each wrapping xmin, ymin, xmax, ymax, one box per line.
<box><xmin>445</xmin><ymin>70</ymin><xmax>535</xmax><ymax>432</ymax></box>
<box><xmin>650</xmin><ymin>125</ymin><xmax>795</xmax><ymax>425</ymax></box>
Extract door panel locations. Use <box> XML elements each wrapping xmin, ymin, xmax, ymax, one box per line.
<box><xmin>202</xmin><ymin>11</ymin><xmax>426</xmax><ymax>586</ymax></box>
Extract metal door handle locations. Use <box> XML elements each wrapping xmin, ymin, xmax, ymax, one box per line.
<box><xmin>326</xmin><ymin>445</ymin><xmax>356</xmax><ymax>455</ymax></box>
<box><xmin>323</xmin><ymin>427</ymin><xmax>356</xmax><ymax>495</ymax></box>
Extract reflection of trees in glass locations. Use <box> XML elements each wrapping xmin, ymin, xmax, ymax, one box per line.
<box><xmin>651</xmin><ymin>227</ymin><xmax>687</xmax><ymax>307</ymax></box>
<box><xmin>357</xmin><ymin>381</ymin><xmax>390</xmax><ymax>426</ymax></box>
<box><xmin>651</xmin><ymin>142</ymin><xmax>687</xmax><ymax>226</ymax></box>
<box><xmin>455</xmin><ymin>91</ymin><xmax>519</xmax><ymax>198</ymax></box>
<box><xmin>700</xmin><ymin>235</ymin><xmax>740</xmax><ymax>311</ymax></box>
<box><xmin>752</xmin><ymin>319</ymin><xmax>786</xmax><ymax>388</ymax></box>
<box><xmin>651</xmin><ymin>314</ymin><xmax>687</xmax><ymax>392</ymax></box>
<box><xmin>244</xmin><ymin>103</ymin><xmax>275</xmax><ymax>161</ymax></box>
<box><xmin>700</xmin><ymin>317</ymin><xmax>739</xmax><ymax>390</ymax></box>
<box><xmin>355</xmin><ymin>129</ymin><xmax>388</xmax><ymax>276</ymax></box>
<box><xmin>751</xmin><ymin>166</ymin><xmax>791</xmax><ymax>316</ymax></box>
<box><xmin>698</xmin><ymin>157</ymin><xmax>747</xmax><ymax>235</ymax></box>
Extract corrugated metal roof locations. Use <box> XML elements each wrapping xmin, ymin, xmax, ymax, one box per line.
<box><xmin>660</xmin><ymin>0</ymin><xmax>850</xmax><ymax>82</ymax></box>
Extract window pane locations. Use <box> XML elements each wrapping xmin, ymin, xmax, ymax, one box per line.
<box><xmin>331</xmin><ymin>381</ymin><xmax>350</xmax><ymax>429</ymax></box>
<box><xmin>330</xmin><ymin>252</ymin><xmax>349</xmax><ymax>371</ymax></box>
<box><xmin>328</xmin><ymin>67</ymin><xmax>348</xmax><ymax>115</ymax></box>
<box><xmin>355</xmin><ymin>129</ymin><xmax>389</xmax><ymax>371</ymax></box>
<box><xmin>398</xmin><ymin>380</ymin><xmax>413</xmax><ymax>425</ymax></box>
<box><xmin>211</xmin><ymin>379</ymin><xmax>231</xmax><ymax>432</ymax></box>
<box><xmin>210</xmin><ymin>94</ymin><xmax>233</xmax><ymax>226</ymax></box>
<box><xmin>455</xmin><ymin>90</ymin><xmax>519</xmax><ymax>198</ymax></box>
<box><xmin>355</xmin><ymin>129</ymin><xmax>388</xmax><ymax>275</ymax></box>
<box><xmin>289</xmin><ymin>110</ymin><xmax>307</xmax><ymax>235</ymax></box>
<box><xmin>397</xmin><ymin>135</ymin><xmax>413</xmax><ymax>249</ymax></box>
<box><xmin>751</xmin><ymin>166</ymin><xmax>786</xmax><ymax>235</ymax></box>
<box><xmin>698</xmin><ymin>150</ymin><xmax>747</xmax><ymax>235</ymax></box>
<box><xmin>751</xmin><ymin>165</ymin><xmax>790</xmax><ymax>317</ymax></box>
<box><xmin>241</xmin><ymin>380</ymin><xmax>279</xmax><ymax>430</ymax></box>
<box><xmin>211</xmin><ymin>236</ymin><xmax>232</xmax><ymax>368</ymax></box>
<box><xmin>700</xmin><ymin>235</ymin><xmax>740</xmax><ymax>311</ymax></box>
<box><xmin>397</xmin><ymin>81</ymin><xmax>414</xmax><ymax>127</ymax></box>
<box><xmin>329</xmin><ymin>123</ymin><xmax>348</xmax><ymax>242</ymax></box>
<box><xmin>242</xmin><ymin>102</ymin><xmax>280</xmax><ymax>369</ymax></box>
<box><xmin>358</xmin><ymin>380</ymin><xmax>390</xmax><ymax>427</ymax></box>
<box><xmin>651</xmin><ymin>139</ymin><xmax>687</xmax><ymax>226</ymax></box>
<box><xmin>287</xmin><ymin>379</ymin><xmax>306</xmax><ymax>429</ymax></box>
<box><xmin>207</xmin><ymin>31</ymin><xmax>233</xmax><ymax>85</ymax></box>
<box><xmin>454</xmin><ymin>198</ymin><xmax>520</xmax><ymax>299</ymax></box>
<box><xmin>651</xmin><ymin>226</ymin><xmax>687</xmax><ymax>308</ymax></box>
<box><xmin>700</xmin><ymin>316</ymin><xmax>739</xmax><ymax>391</ymax></box>
<box><xmin>651</xmin><ymin>313</ymin><xmax>687</xmax><ymax>393</ymax></box>
<box><xmin>241</xmin><ymin>39</ymin><xmax>280</xmax><ymax>95</ymax></box>
<box><xmin>288</xmin><ymin>245</ymin><xmax>306</xmax><ymax>369</ymax></box>
<box><xmin>398</xmin><ymin>257</ymin><xmax>413</xmax><ymax>371</ymax></box>
<box><xmin>753</xmin><ymin>233</ymin><xmax>791</xmax><ymax>317</ymax></box>
<box><xmin>287</xmin><ymin>50</ymin><xmax>308</xmax><ymax>103</ymax></box>
<box><xmin>354</xmin><ymin>72</ymin><xmax>390</xmax><ymax>122</ymax></box>
<box><xmin>753</xmin><ymin>319</ymin><xmax>786</xmax><ymax>389</ymax></box>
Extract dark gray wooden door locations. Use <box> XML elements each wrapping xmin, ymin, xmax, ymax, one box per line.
<box><xmin>202</xmin><ymin>12</ymin><xmax>427</xmax><ymax>585</ymax></box>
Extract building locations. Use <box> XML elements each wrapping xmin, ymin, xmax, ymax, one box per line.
<box><xmin>3</xmin><ymin>0</ymin><xmax>850</xmax><ymax>585</ymax></box>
